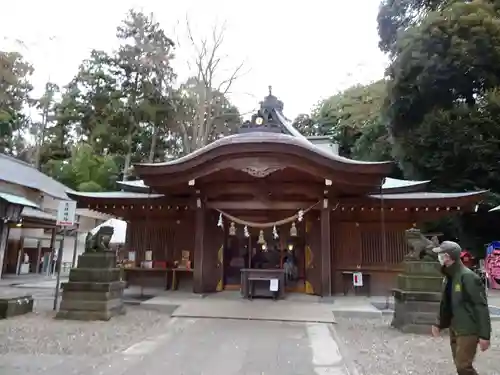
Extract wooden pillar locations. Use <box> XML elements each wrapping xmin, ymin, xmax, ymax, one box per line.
<box><xmin>320</xmin><ymin>198</ymin><xmax>332</xmax><ymax>297</ymax></box>
<box><xmin>47</xmin><ymin>227</ymin><xmax>57</xmax><ymax>276</ymax></box>
<box><xmin>71</xmin><ymin>232</ymin><xmax>79</xmax><ymax>267</ymax></box>
<box><xmin>193</xmin><ymin>195</ymin><xmax>205</xmax><ymax>293</ymax></box>
<box><xmin>35</xmin><ymin>240</ymin><xmax>42</xmax><ymax>274</ymax></box>
<box><xmin>15</xmin><ymin>236</ymin><xmax>25</xmax><ymax>275</ymax></box>
<box><xmin>0</xmin><ymin>222</ymin><xmax>10</xmax><ymax>279</ymax></box>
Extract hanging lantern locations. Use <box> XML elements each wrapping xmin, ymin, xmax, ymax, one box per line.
<box><xmin>229</xmin><ymin>222</ymin><xmax>236</xmax><ymax>236</ymax></box>
<box><xmin>244</xmin><ymin>225</ymin><xmax>250</xmax><ymax>238</ymax></box>
<box><xmin>272</xmin><ymin>225</ymin><xmax>279</xmax><ymax>239</ymax></box>
<box><xmin>290</xmin><ymin>222</ymin><xmax>298</xmax><ymax>237</ymax></box>
<box><xmin>297</xmin><ymin>210</ymin><xmax>304</xmax><ymax>222</ymax></box>
<box><xmin>217</xmin><ymin>213</ymin><xmax>223</xmax><ymax>228</ymax></box>
<box><xmin>257</xmin><ymin>229</ymin><xmax>265</xmax><ymax>244</ymax></box>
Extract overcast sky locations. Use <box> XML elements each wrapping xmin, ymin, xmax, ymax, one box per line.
<box><xmin>1</xmin><ymin>0</ymin><xmax>388</xmax><ymax>120</ymax></box>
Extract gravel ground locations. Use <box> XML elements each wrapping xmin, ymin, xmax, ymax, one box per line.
<box><xmin>0</xmin><ymin>298</ymin><xmax>172</xmax><ymax>356</ymax></box>
<box><xmin>335</xmin><ymin>317</ymin><xmax>500</xmax><ymax>375</ymax></box>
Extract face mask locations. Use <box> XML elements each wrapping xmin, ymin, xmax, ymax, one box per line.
<box><xmin>438</xmin><ymin>253</ymin><xmax>446</xmax><ymax>266</ymax></box>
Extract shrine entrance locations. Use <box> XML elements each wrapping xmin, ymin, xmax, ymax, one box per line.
<box><xmin>221</xmin><ymin>214</ymin><xmax>308</xmax><ymax>293</ymax></box>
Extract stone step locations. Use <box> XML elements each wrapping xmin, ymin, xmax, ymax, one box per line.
<box><xmin>407</xmin><ymin>311</ymin><xmax>437</xmax><ymax>324</ymax></box>
<box><xmin>394</xmin><ymin>300</ymin><xmax>439</xmax><ymax>313</ymax></box>
<box><xmin>55</xmin><ymin>304</ymin><xmax>125</xmax><ymax>321</ymax></box>
<box><xmin>77</xmin><ymin>252</ymin><xmax>117</xmax><ymax>269</ymax></box>
<box><xmin>69</xmin><ymin>269</ymin><xmax>120</xmax><ymax>283</ymax></box>
<box><xmin>397</xmin><ymin>275</ymin><xmax>443</xmax><ymax>292</ymax></box>
<box><xmin>403</xmin><ymin>261</ymin><xmax>441</xmax><ymax>275</ymax></box>
<box><xmin>59</xmin><ymin>297</ymin><xmax>124</xmax><ymax>312</ymax></box>
<box><xmin>61</xmin><ymin>289</ymin><xmax>123</xmax><ymax>301</ymax></box>
<box><xmin>393</xmin><ymin>289</ymin><xmax>442</xmax><ymax>302</ymax></box>
<box><xmin>61</xmin><ymin>281</ymin><xmax>125</xmax><ymax>292</ymax></box>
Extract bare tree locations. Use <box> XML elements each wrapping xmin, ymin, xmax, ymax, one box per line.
<box><xmin>175</xmin><ymin>17</ymin><xmax>247</xmax><ymax>153</ymax></box>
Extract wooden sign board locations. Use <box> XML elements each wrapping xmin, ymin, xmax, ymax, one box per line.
<box><xmin>353</xmin><ymin>272</ymin><xmax>363</xmax><ymax>287</ymax></box>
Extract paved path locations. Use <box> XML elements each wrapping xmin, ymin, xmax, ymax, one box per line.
<box><xmin>97</xmin><ymin>318</ymin><xmax>351</xmax><ymax>375</ymax></box>
<box><xmin>0</xmin><ymin>317</ymin><xmax>352</xmax><ymax>375</ymax></box>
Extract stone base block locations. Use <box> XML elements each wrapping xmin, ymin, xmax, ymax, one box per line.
<box><xmin>0</xmin><ymin>295</ymin><xmax>34</xmax><ymax>319</ymax></box>
<box><xmin>56</xmin><ymin>284</ymin><xmax>125</xmax><ymax>321</ymax></box>
<box><xmin>402</xmin><ymin>261</ymin><xmax>442</xmax><ymax>275</ymax></box>
<box><xmin>56</xmin><ymin>304</ymin><xmax>125</xmax><ymax>321</ymax></box>
<box><xmin>397</xmin><ymin>275</ymin><xmax>443</xmax><ymax>292</ymax></box>
<box><xmin>391</xmin><ymin>289</ymin><xmax>441</xmax><ymax>334</ymax></box>
<box><xmin>61</xmin><ymin>281</ymin><xmax>125</xmax><ymax>293</ymax></box>
<box><xmin>77</xmin><ymin>252</ymin><xmax>117</xmax><ymax>269</ymax></box>
<box><xmin>60</xmin><ymin>297</ymin><xmax>124</xmax><ymax>312</ymax></box>
<box><xmin>69</xmin><ymin>268</ymin><xmax>121</xmax><ymax>283</ymax></box>
<box><xmin>393</xmin><ymin>289</ymin><xmax>442</xmax><ymax>302</ymax></box>
<box><xmin>57</xmin><ymin>252</ymin><xmax>125</xmax><ymax>321</ymax></box>
<box><xmin>61</xmin><ymin>289</ymin><xmax>124</xmax><ymax>301</ymax></box>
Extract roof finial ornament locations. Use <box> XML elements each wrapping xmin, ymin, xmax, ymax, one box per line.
<box><xmin>268</xmin><ymin>85</ymin><xmax>272</xmax><ymax>96</ymax></box>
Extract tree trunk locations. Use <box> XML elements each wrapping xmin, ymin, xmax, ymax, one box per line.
<box><xmin>148</xmin><ymin>124</ymin><xmax>157</xmax><ymax>163</ymax></box>
<box><xmin>123</xmin><ymin>131</ymin><xmax>133</xmax><ymax>180</ymax></box>
<box><xmin>123</xmin><ymin>73</ymin><xmax>140</xmax><ymax>179</ymax></box>
<box><xmin>34</xmin><ymin>107</ymin><xmax>49</xmax><ymax>170</ymax></box>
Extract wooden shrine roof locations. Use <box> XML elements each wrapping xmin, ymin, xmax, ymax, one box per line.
<box><xmin>68</xmin><ymin>189</ymin><xmax>487</xmax><ymax>210</ymax></box>
<box><xmin>367</xmin><ymin>190</ymin><xmax>488</xmax><ymax>207</ymax></box>
<box><xmin>134</xmin><ymin>132</ymin><xmax>392</xmax><ymax>175</ymax></box>
<box><xmin>117</xmin><ymin>177</ymin><xmax>430</xmax><ymax>194</ymax></box>
<box><xmin>65</xmin><ymin>91</ymin><xmax>487</xmax><ymax>216</ymax></box>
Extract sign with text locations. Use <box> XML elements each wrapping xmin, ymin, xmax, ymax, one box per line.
<box><xmin>353</xmin><ymin>272</ymin><xmax>363</xmax><ymax>287</ymax></box>
<box><xmin>269</xmin><ymin>279</ymin><xmax>279</xmax><ymax>292</ymax></box>
<box><xmin>56</xmin><ymin>201</ymin><xmax>77</xmax><ymax>227</ymax></box>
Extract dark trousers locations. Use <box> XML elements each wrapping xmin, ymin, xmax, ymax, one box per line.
<box><xmin>450</xmin><ymin>330</ymin><xmax>478</xmax><ymax>375</ymax></box>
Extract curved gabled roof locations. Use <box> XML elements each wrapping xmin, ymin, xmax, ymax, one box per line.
<box><xmin>134</xmin><ymin>90</ymin><xmax>394</xmax><ymax>180</ymax></box>
<box><xmin>134</xmin><ymin>132</ymin><xmax>392</xmax><ymax>177</ymax></box>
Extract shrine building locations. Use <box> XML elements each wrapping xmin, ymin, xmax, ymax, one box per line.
<box><xmin>68</xmin><ymin>91</ymin><xmax>486</xmax><ymax>296</ymax></box>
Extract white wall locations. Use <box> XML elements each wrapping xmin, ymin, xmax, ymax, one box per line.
<box><xmin>3</xmin><ymin>182</ymin><xmax>113</xmax><ymax>266</ymax></box>
<box><xmin>16</xmin><ymin>216</ymin><xmax>109</xmax><ymax>265</ymax></box>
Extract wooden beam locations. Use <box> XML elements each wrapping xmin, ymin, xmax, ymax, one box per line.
<box><xmin>202</xmin><ymin>182</ymin><xmax>324</xmax><ymax>198</ymax></box>
<box><xmin>0</xmin><ymin>222</ymin><xmax>10</xmax><ymax>279</ymax></box>
<box><xmin>207</xmin><ymin>200</ymin><xmax>319</xmax><ymax>210</ymax></box>
<box><xmin>80</xmin><ymin>198</ymin><xmax>192</xmax><ymax>209</ymax></box>
<box><xmin>338</xmin><ymin>196</ymin><xmax>483</xmax><ymax>209</ymax></box>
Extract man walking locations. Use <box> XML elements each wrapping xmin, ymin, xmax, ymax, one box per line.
<box><xmin>431</xmin><ymin>241</ymin><xmax>491</xmax><ymax>375</ymax></box>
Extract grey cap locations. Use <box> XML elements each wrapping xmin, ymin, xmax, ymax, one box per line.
<box><xmin>432</xmin><ymin>241</ymin><xmax>462</xmax><ymax>260</ymax></box>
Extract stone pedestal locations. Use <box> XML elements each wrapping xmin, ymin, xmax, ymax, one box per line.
<box><xmin>0</xmin><ymin>292</ymin><xmax>34</xmax><ymax>319</ymax></box>
<box><xmin>56</xmin><ymin>252</ymin><xmax>125</xmax><ymax>321</ymax></box>
<box><xmin>391</xmin><ymin>260</ymin><xmax>443</xmax><ymax>334</ymax></box>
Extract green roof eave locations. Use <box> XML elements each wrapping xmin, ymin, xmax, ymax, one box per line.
<box><xmin>0</xmin><ymin>192</ymin><xmax>39</xmax><ymax>209</ymax></box>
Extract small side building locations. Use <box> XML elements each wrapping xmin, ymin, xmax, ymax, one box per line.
<box><xmin>0</xmin><ymin>153</ymin><xmax>111</xmax><ymax>277</ymax></box>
